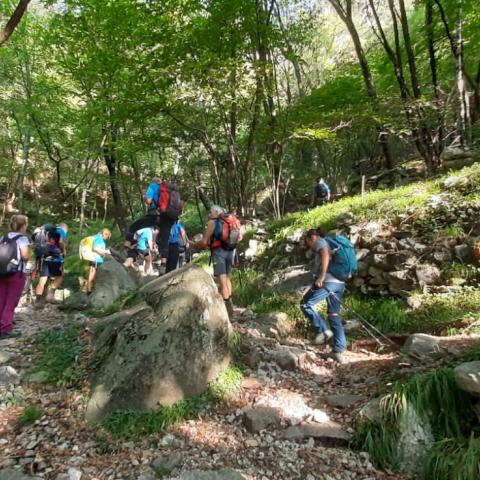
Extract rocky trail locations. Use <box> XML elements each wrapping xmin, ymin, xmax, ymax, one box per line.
<box><xmin>5</xmin><ymin>296</ymin><xmax>479</xmax><ymax>480</ymax></box>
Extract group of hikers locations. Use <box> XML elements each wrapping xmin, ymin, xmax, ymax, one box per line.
<box><xmin>0</xmin><ymin>175</ymin><xmax>353</xmax><ymax>364</ymax></box>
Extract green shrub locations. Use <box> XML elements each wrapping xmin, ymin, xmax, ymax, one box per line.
<box><xmin>17</xmin><ymin>405</ymin><xmax>42</xmax><ymax>427</ymax></box>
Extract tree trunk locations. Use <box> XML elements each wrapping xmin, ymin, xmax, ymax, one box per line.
<box><xmin>17</xmin><ymin>127</ymin><xmax>30</xmax><ymax>212</ymax></box>
<box><xmin>0</xmin><ymin>0</ymin><xmax>31</xmax><ymax>47</ymax></box>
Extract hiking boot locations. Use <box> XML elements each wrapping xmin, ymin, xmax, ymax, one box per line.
<box><xmin>0</xmin><ymin>331</ymin><xmax>21</xmax><ymax>340</ymax></box>
<box><xmin>314</xmin><ymin>329</ymin><xmax>333</xmax><ymax>345</ymax></box>
<box><xmin>35</xmin><ymin>296</ymin><xmax>46</xmax><ymax>309</ymax></box>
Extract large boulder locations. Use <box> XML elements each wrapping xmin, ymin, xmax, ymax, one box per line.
<box><xmin>85</xmin><ymin>265</ymin><xmax>232</xmax><ymax>422</ymax></box>
<box><xmin>89</xmin><ymin>258</ymin><xmax>138</xmax><ymax>309</ymax></box>
<box><xmin>402</xmin><ymin>333</ymin><xmax>442</xmax><ymax>359</ymax></box>
<box><xmin>454</xmin><ymin>361</ymin><xmax>480</xmax><ymax>397</ymax></box>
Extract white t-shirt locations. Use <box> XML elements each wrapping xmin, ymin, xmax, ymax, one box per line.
<box><xmin>4</xmin><ymin>232</ymin><xmax>30</xmax><ymax>273</ymax></box>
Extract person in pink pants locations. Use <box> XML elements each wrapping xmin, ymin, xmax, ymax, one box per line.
<box><xmin>0</xmin><ymin>214</ymin><xmax>30</xmax><ymax>339</ymax></box>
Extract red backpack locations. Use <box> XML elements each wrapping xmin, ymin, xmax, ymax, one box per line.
<box><xmin>158</xmin><ymin>182</ymin><xmax>184</xmax><ymax>218</ymax></box>
<box><xmin>212</xmin><ymin>214</ymin><xmax>241</xmax><ymax>250</ymax></box>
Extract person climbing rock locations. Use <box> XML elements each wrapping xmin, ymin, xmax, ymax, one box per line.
<box><xmin>33</xmin><ymin>222</ymin><xmax>68</xmax><ymax>307</ymax></box>
<box><xmin>124</xmin><ymin>226</ymin><xmax>156</xmax><ymax>275</ymax></box>
<box><xmin>300</xmin><ymin>228</ymin><xmax>356</xmax><ymax>364</ymax></box>
<box><xmin>192</xmin><ymin>205</ymin><xmax>241</xmax><ymax>317</ymax></box>
<box><xmin>166</xmin><ymin>220</ymin><xmax>189</xmax><ymax>273</ymax></box>
<box><xmin>80</xmin><ymin>228</ymin><xmax>112</xmax><ymax>295</ymax></box>
<box><xmin>0</xmin><ymin>215</ymin><xmax>30</xmax><ymax>339</ymax></box>
<box><xmin>311</xmin><ymin>177</ymin><xmax>331</xmax><ymax>207</ymax></box>
<box><xmin>125</xmin><ymin>178</ymin><xmax>184</xmax><ymax>273</ymax></box>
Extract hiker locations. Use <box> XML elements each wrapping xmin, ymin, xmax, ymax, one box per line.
<box><xmin>33</xmin><ymin>223</ymin><xmax>68</xmax><ymax>307</ymax></box>
<box><xmin>125</xmin><ymin>178</ymin><xmax>183</xmax><ymax>272</ymax></box>
<box><xmin>193</xmin><ymin>205</ymin><xmax>241</xmax><ymax>316</ymax></box>
<box><xmin>166</xmin><ymin>220</ymin><xmax>189</xmax><ymax>273</ymax></box>
<box><xmin>300</xmin><ymin>228</ymin><xmax>356</xmax><ymax>364</ymax></box>
<box><xmin>79</xmin><ymin>229</ymin><xmax>112</xmax><ymax>295</ymax></box>
<box><xmin>123</xmin><ymin>226</ymin><xmax>156</xmax><ymax>275</ymax></box>
<box><xmin>311</xmin><ymin>177</ymin><xmax>331</xmax><ymax>207</ymax></box>
<box><xmin>0</xmin><ymin>215</ymin><xmax>30</xmax><ymax>339</ymax></box>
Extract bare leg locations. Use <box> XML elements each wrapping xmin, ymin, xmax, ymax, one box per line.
<box><xmin>86</xmin><ymin>266</ymin><xmax>96</xmax><ymax>293</ymax></box>
<box><xmin>143</xmin><ymin>255</ymin><xmax>152</xmax><ymax>274</ymax></box>
<box><xmin>35</xmin><ymin>276</ymin><xmax>48</xmax><ymax>296</ymax></box>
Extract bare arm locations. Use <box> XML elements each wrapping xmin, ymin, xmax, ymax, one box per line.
<box><xmin>195</xmin><ymin>221</ymin><xmax>215</xmax><ymax>249</ymax></box>
<box><xmin>20</xmin><ymin>245</ymin><xmax>29</xmax><ymax>262</ymax></box>
<box><xmin>315</xmin><ymin>247</ymin><xmax>330</xmax><ymax>288</ymax></box>
<box><xmin>180</xmin><ymin>228</ymin><xmax>188</xmax><ymax>247</ymax></box>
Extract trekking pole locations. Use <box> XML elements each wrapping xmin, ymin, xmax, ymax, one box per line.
<box><xmin>325</xmin><ymin>287</ymin><xmax>399</xmax><ymax>350</ymax></box>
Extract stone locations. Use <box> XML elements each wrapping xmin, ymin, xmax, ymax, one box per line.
<box><xmin>270</xmin><ymin>346</ymin><xmax>309</xmax><ymax>371</ymax></box>
<box><xmin>240</xmin><ymin>377</ymin><xmax>263</xmax><ymax>390</ymax></box>
<box><xmin>242</xmin><ymin>407</ymin><xmax>281</xmax><ymax>433</ymax></box>
<box><xmin>368</xmin><ymin>266</ymin><xmax>384</xmax><ymax>278</ymax></box>
<box><xmin>454</xmin><ymin>361</ymin><xmax>480</xmax><ymax>397</ymax></box>
<box><xmin>415</xmin><ymin>265</ymin><xmax>441</xmax><ymax>286</ymax></box>
<box><xmin>60</xmin><ymin>292</ymin><xmax>91</xmax><ymax>312</ymax></box>
<box><xmin>344</xmin><ymin>319</ymin><xmax>363</xmax><ymax>332</ymax></box>
<box><xmin>323</xmin><ymin>394</ymin><xmax>366</xmax><ymax>409</ymax></box>
<box><xmin>25</xmin><ymin>371</ymin><xmax>50</xmax><ymax>384</ymax></box>
<box><xmin>433</xmin><ymin>247</ymin><xmax>452</xmax><ymax>263</ymax></box>
<box><xmin>406</xmin><ymin>296</ymin><xmax>422</xmax><ymax>309</ymax></box>
<box><xmin>454</xmin><ymin>244</ymin><xmax>472</xmax><ymax>262</ymax></box>
<box><xmin>179</xmin><ymin>470</ymin><xmax>248</xmax><ymax>480</ymax></box>
<box><xmin>85</xmin><ymin>265</ymin><xmax>232</xmax><ymax>422</ymax></box>
<box><xmin>387</xmin><ymin>270</ymin><xmax>414</xmax><ymax>292</ymax></box>
<box><xmin>397</xmin><ymin>403</ymin><xmax>434</xmax><ymax>477</ymax></box>
<box><xmin>355</xmin><ymin>249</ymin><xmax>370</xmax><ymax>261</ymax></box>
<box><xmin>244</xmin><ymin>239</ymin><xmax>259</xmax><ymax>259</ymax></box>
<box><xmin>67</xmin><ymin>469</ymin><xmax>82</xmax><ymax>480</ymax></box>
<box><xmin>358</xmin><ymin>397</ymin><xmax>385</xmax><ymax>424</ymax></box>
<box><xmin>88</xmin><ymin>259</ymin><xmax>138</xmax><ymax>309</ymax></box>
<box><xmin>0</xmin><ymin>351</ymin><xmax>13</xmax><ymax>364</ymax></box>
<box><xmin>271</xmin><ymin>265</ymin><xmax>312</xmax><ymax>294</ymax></box>
<box><xmin>0</xmin><ymin>366</ymin><xmax>20</xmax><ymax>386</ymax></box>
<box><xmin>402</xmin><ymin>333</ymin><xmax>441</xmax><ymax>359</ymax></box>
<box><xmin>286</xmin><ymin>228</ymin><xmax>305</xmax><ymax>244</ymax></box>
<box><xmin>280</xmin><ymin>421</ymin><xmax>351</xmax><ymax>445</ymax></box>
<box><xmin>151</xmin><ymin>453</ymin><xmax>182</xmax><ymax>474</ymax></box>
<box><xmin>0</xmin><ymin>470</ymin><xmax>42</xmax><ymax>480</ymax></box>
<box><xmin>255</xmin><ymin>312</ymin><xmax>294</xmax><ymax>338</ymax></box>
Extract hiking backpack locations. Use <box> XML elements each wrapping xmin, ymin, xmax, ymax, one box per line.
<box><xmin>213</xmin><ymin>214</ymin><xmax>241</xmax><ymax>251</ymax></box>
<box><xmin>32</xmin><ymin>224</ymin><xmax>58</xmax><ymax>257</ymax></box>
<box><xmin>0</xmin><ymin>234</ymin><xmax>24</xmax><ymax>277</ymax></box>
<box><xmin>315</xmin><ymin>183</ymin><xmax>328</xmax><ymax>198</ymax></box>
<box><xmin>79</xmin><ymin>235</ymin><xmax>97</xmax><ymax>262</ymax></box>
<box><xmin>157</xmin><ymin>182</ymin><xmax>184</xmax><ymax>218</ymax></box>
<box><xmin>325</xmin><ymin>235</ymin><xmax>357</xmax><ymax>281</ymax></box>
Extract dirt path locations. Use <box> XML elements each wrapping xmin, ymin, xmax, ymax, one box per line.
<box><xmin>0</xmin><ymin>302</ymin><xmax>444</xmax><ymax>480</ymax></box>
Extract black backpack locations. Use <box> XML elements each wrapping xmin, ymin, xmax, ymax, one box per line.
<box><xmin>0</xmin><ymin>234</ymin><xmax>24</xmax><ymax>277</ymax></box>
<box><xmin>32</xmin><ymin>224</ymin><xmax>58</xmax><ymax>257</ymax></box>
<box><xmin>315</xmin><ymin>183</ymin><xmax>328</xmax><ymax>198</ymax></box>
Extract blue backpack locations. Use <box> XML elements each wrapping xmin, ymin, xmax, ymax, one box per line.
<box><xmin>325</xmin><ymin>235</ymin><xmax>357</xmax><ymax>281</ymax></box>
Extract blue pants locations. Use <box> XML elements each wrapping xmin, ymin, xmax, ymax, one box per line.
<box><xmin>300</xmin><ymin>282</ymin><xmax>347</xmax><ymax>353</ymax></box>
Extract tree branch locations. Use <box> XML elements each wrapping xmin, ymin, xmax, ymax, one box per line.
<box><xmin>0</xmin><ymin>0</ymin><xmax>31</xmax><ymax>47</ymax></box>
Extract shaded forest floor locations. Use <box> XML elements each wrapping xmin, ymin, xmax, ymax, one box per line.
<box><xmin>2</xmin><ymin>300</ymin><xmax>480</xmax><ymax>480</ymax></box>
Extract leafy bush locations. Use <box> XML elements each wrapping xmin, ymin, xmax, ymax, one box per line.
<box><xmin>17</xmin><ymin>405</ymin><xmax>42</xmax><ymax>427</ymax></box>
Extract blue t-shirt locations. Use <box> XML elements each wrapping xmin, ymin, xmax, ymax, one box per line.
<box><xmin>49</xmin><ymin>226</ymin><xmax>68</xmax><ymax>263</ymax></box>
<box><xmin>136</xmin><ymin>228</ymin><xmax>153</xmax><ymax>251</ymax></box>
<box><xmin>92</xmin><ymin>234</ymin><xmax>106</xmax><ymax>265</ymax></box>
<box><xmin>145</xmin><ymin>182</ymin><xmax>160</xmax><ymax>208</ymax></box>
<box><xmin>169</xmin><ymin>223</ymin><xmax>184</xmax><ymax>245</ymax></box>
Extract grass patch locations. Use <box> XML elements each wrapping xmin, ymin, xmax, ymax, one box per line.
<box><xmin>102</xmin><ymin>365</ymin><xmax>244</xmax><ymax>439</ymax></box>
<box><xmin>33</xmin><ymin>324</ymin><xmax>86</xmax><ymax>385</ymax></box>
<box><xmin>88</xmin><ymin>290</ymin><xmax>143</xmax><ymax>318</ymax></box>
<box><xmin>353</xmin><ymin>367</ymin><xmax>479</xmax><ymax>476</ymax></box>
<box><xmin>17</xmin><ymin>405</ymin><xmax>42</xmax><ymax>427</ymax></box>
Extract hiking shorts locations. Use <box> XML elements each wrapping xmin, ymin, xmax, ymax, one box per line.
<box><xmin>127</xmin><ymin>248</ymin><xmax>150</xmax><ymax>261</ymax></box>
<box><xmin>212</xmin><ymin>248</ymin><xmax>235</xmax><ymax>276</ymax></box>
<box><xmin>39</xmin><ymin>260</ymin><xmax>63</xmax><ymax>278</ymax></box>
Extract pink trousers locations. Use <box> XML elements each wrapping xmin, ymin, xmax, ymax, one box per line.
<box><xmin>0</xmin><ymin>272</ymin><xmax>26</xmax><ymax>334</ymax></box>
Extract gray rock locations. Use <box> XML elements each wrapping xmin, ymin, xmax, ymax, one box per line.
<box><xmin>454</xmin><ymin>244</ymin><xmax>472</xmax><ymax>261</ymax></box>
<box><xmin>179</xmin><ymin>470</ymin><xmax>248</xmax><ymax>480</ymax></box>
<box><xmin>344</xmin><ymin>320</ymin><xmax>363</xmax><ymax>333</ymax></box>
<box><xmin>387</xmin><ymin>270</ymin><xmax>414</xmax><ymax>293</ymax></box>
<box><xmin>271</xmin><ymin>265</ymin><xmax>312</xmax><ymax>294</ymax></box>
<box><xmin>89</xmin><ymin>259</ymin><xmax>138</xmax><ymax>309</ymax></box>
<box><xmin>323</xmin><ymin>394</ymin><xmax>366</xmax><ymax>409</ymax></box>
<box><xmin>454</xmin><ymin>361</ymin><xmax>480</xmax><ymax>397</ymax></box>
<box><xmin>0</xmin><ymin>366</ymin><xmax>20</xmax><ymax>386</ymax></box>
<box><xmin>286</xmin><ymin>228</ymin><xmax>305</xmax><ymax>244</ymax></box>
<box><xmin>243</xmin><ymin>407</ymin><xmax>281</xmax><ymax>433</ymax></box>
<box><xmin>280</xmin><ymin>421</ymin><xmax>351</xmax><ymax>445</ymax></box>
<box><xmin>85</xmin><ymin>266</ymin><xmax>232</xmax><ymax>422</ymax></box>
<box><xmin>0</xmin><ymin>470</ymin><xmax>42</xmax><ymax>480</ymax></box>
<box><xmin>151</xmin><ymin>452</ymin><xmax>182</xmax><ymax>474</ymax></box>
<box><xmin>269</xmin><ymin>346</ymin><xmax>309</xmax><ymax>371</ymax></box>
<box><xmin>355</xmin><ymin>249</ymin><xmax>370</xmax><ymax>261</ymax></box>
<box><xmin>254</xmin><ymin>312</ymin><xmax>294</xmax><ymax>338</ymax></box>
<box><xmin>244</xmin><ymin>239</ymin><xmax>259</xmax><ymax>259</ymax></box>
<box><xmin>60</xmin><ymin>292</ymin><xmax>91</xmax><ymax>312</ymax></box>
<box><xmin>0</xmin><ymin>351</ymin><xmax>13</xmax><ymax>365</ymax></box>
<box><xmin>433</xmin><ymin>247</ymin><xmax>452</xmax><ymax>263</ymax></box>
<box><xmin>25</xmin><ymin>371</ymin><xmax>50</xmax><ymax>384</ymax></box>
<box><xmin>402</xmin><ymin>333</ymin><xmax>441</xmax><ymax>359</ymax></box>
<box><xmin>415</xmin><ymin>265</ymin><xmax>441</xmax><ymax>286</ymax></box>
<box><xmin>397</xmin><ymin>403</ymin><xmax>434</xmax><ymax>477</ymax></box>
<box><xmin>358</xmin><ymin>397</ymin><xmax>385</xmax><ymax>424</ymax></box>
